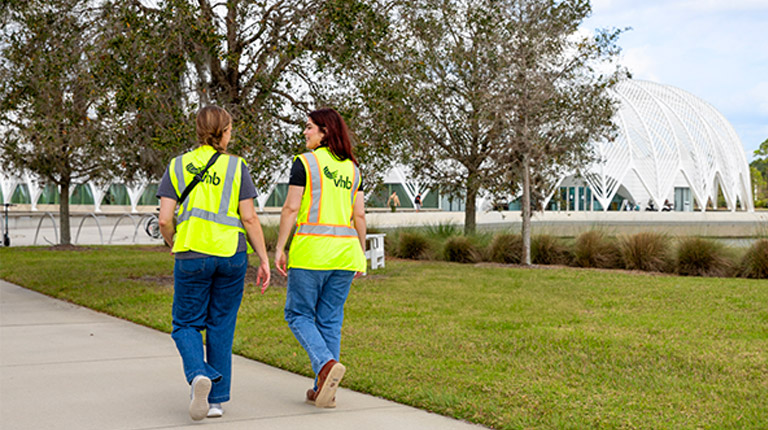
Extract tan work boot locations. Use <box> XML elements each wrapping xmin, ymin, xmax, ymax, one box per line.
<box><xmin>305</xmin><ymin>388</ymin><xmax>336</xmax><ymax>408</ymax></box>
<box><xmin>312</xmin><ymin>359</ymin><xmax>345</xmax><ymax>408</ymax></box>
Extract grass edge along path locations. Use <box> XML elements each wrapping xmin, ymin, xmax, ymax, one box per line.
<box><xmin>1</xmin><ymin>246</ymin><xmax>767</xmax><ymax>429</ymax></box>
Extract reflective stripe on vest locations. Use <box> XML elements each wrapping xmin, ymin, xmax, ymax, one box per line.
<box><xmin>302</xmin><ymin>152</ymin><xmax>323</xmax><ymax>224</ymax></box>
<box><xmin>176</xmin><ymin>155</ymin><xmax>243</xmax><ymax>229</ymax></box>
<box><xmin>296</xmin><ymin>224</ymin><xmax>358</xmax><ymax>237</ymax></box>
<box><xmin>174</xmin><ymin>154</ymin><xmax>186</xmax><ymax>192</ymax></box>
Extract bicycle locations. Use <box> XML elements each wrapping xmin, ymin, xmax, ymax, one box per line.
<box><xmin>143</xmin><ymin>210</ymin><xmax>161</xmax><ymax>240</ymax></box>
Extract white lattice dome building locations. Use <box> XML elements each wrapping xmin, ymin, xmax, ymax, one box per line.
<box><xmin>546</xmin><ymin>79</ymin><xmax>753</xmax><ymax>212</ymax></box>
<box><xmin>1</xmin><ymin>79</ymin><xmax>754</xmax><ymax>214</ymax></box>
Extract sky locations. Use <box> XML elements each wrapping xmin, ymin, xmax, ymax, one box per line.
<box><xmin>582</xmin><ymin>0</ymin><xmax>768</xmax><ymax>162</ymax></box>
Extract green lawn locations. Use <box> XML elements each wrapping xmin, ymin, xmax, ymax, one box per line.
<box><xmin>1</xmin><ymin>246</ymin><xmax>767</xmax><ymax>429</ymax></box>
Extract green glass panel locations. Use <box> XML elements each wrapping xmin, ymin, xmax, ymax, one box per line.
<box><xmin>264</xmin><ymin>184</ymin><xmax>290</xmax><ymax>207</ymax></box>
<box><xmin>102</xmin><ymin>184</ymin><xmax>130</xmax><ymax>205</ymax></box>
<box><xmin>71</xmin><ymin>184</ymin><xmax>94</xmax><ymax>205</ymax></box>
<box><xmin>421</xmin><ymin>190</ymin><xmax>438</xmax><ymax>208</ymax></box>
<box><xmin>11</xmin><ymin>184</ymin><xmax>30</xmax><ymax>204</ymax></box>
<box><xmin>368</xmin><ymin>184</ymin><xmax>409</xmax><ymax>208</ymax></box>
<box><xmin>37</xmin><ymin>184</ymin><xmax>60</xmax><ymax>204</ymax></box>
<box><xmin>138</xmin><ymin>184</ymin><xmax>160</xmax><ymax>206</ymax></box>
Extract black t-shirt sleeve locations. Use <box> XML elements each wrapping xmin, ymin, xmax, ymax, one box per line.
<box><xmin>289</xmin><ymin>158</ymin><xmax>306</xmax><ymax>187</ymax></box>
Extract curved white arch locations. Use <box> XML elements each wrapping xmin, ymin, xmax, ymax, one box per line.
<box><xmin>582</xmin><ymin>79</ymin><xmax>752</xmax><ymax>212</ymax></box>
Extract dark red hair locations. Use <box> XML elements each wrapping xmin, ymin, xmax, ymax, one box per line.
<box><xmin>309</xmin><ymin>108</ymin><xmax>358</xmax><ymax>165</ymax></box>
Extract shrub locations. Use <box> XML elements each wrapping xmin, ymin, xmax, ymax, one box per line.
<box><xmin>384</xmin><ymin>233</ymin><xmax>396</xmax><ymax>257</ymax></box>
<box><xmin>572</xmin><ymin>231</ymin><xmax>620</xmax><ymax>268</ymax></box>
<box><xmin>468</xmin><ymin>231</ymin><xmax>495</xmax><ymax>262</ymax></box>
<box><xmin>532</xmin><ymin>234</ymin><xmax>571</xmax><ymax>265</ymax></box>
<box><xmin>261</xmin><ymin>224</ymin><xmax>279</xmax><ymax>252</ymax></box>
<box><xmin>397</xmin><ymin>231</ymin><xmax>431</xmax><ymax>260</ymax></box>
<box><xmin>424</xmin><ymin>222</ymin><xmax>461</xmax><ymax>239</ymax></box>
<box><xmin>620</xmin><ymin>232</ymin><xmax>672</xmax><ymax>272</ymax></box>
<box><xmin>676</xmin><ymin>237</ymin><xmax>733</xmax><ymax>277</ymax></box>
<box><xmin>739</xmin><ymin>239</ymin><xmax>768</xmax><ymax>278</ymax></box>
<box><xmin>443</xmin><ymin>236</ymin><xmax>478</xmax><ymax>264</ymax></box>
<box><xmin>262</xmin><ymin>224</ymin><xmax>291</xmax><ymax>252</ymax></box>
<box><xmin>489</xmin><ymin>234</ymin><xmax>522</xmax><ymax>264</ymax></box>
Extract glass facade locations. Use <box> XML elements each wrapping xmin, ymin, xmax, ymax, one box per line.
<box><xmin>71</xmin><ymin>184</ymin><xmax>94</xmax><ymax>205</ymax></box>
<box><xmin>37</xmin><ymin>184</ymin><xmax>60</xmax><ymax>204</ymax></box>
<box><xmin>138</xmin><ymin>184</ymin><xmax>160</xmax><ymax>206</ymax></box>
<box><xmin>263</xmin><ymin>184</ymin><xmax>290</xmax><ymax>207</ymax></box>
<box><xmin>11</xmin><ymin>184</ymin><xmax>30</xmax><ymax>204</ymax></box>
<box><xmin>368</xmin><ymin>183</ymin><xmax>409</xmax><ymax>208</ymax></box>
<box><xmin>102</xmin><ymin>184</ymin><xmax>130</xmax><ymax>205</ymax></box>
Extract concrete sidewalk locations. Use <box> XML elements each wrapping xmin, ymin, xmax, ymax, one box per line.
<box><xmin>0</xmin><ymin>280</ymin><xmax>486</xmax><ymax>430</ymax></box>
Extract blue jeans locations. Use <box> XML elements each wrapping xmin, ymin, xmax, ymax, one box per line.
<box><xmin>171</xmin><ymin>252</ymin><xmax>247</xmax><ymax>403</ymax></box>
<box><xmin>284</xmin><ymin>269</ymin><xmax>355</xmax><ymax>382</ymax></box>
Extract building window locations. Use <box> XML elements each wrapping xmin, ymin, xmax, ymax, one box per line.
<box><xmin>102</xmin><ymin>184</ymin><xmax>130</xmax><ymax>205</ymax></box>
<box><xmin>11</xmin><ymin>184</ymin><xmax>30</xmax><ymax>204</ymax></box>
<box><xmin>71</xmin><ymin>184</ymin><xmax>95</xmax><ymax>205</ymax></box>
<box><xmin>138</xmin><ymin>184</ymin><xmax>160</xmax><ymax>206</ymax></box>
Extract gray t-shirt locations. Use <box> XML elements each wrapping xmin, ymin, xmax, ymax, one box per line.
<box><xmin>157</xmin><ymin>158</ymin><xmax>258</xmax><ymax>259</ymax></box>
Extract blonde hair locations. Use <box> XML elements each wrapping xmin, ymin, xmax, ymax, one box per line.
<box><xmin>196</xmin><ymin>105</ymin><xmax>232</xmax><ymax>152</ymax></box>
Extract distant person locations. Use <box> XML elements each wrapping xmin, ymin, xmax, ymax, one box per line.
<box><xmin>274</xmin><ymin>108</ymin><xmax>367</xmax><ymax>409</ymax></box>
<box><xmin>387</xmin><ymin>191</ymin><xmax>400</xmax><ymax>212</ymax></box>
<box><xmin>157</xmin><ymin>105</ymin><xmax>271</xmax><ymax>421</ymax></box>
<box><xmin>662</xmin><ymin>199</ymin><xmax>673</xmax><ymax>211</ymax></box>
<box><xmin>646</xmin><ymin>198</ymin><xmax>656</xmax><ymax>211</ymax></box>
<box><xmin>414</xmin><ymin>193</ymin><xmax>422</xmax><ymax>212</ymax></box>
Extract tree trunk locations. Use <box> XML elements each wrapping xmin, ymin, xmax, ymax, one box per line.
<box><xmin>464</xmin><ymin>181</ymin><xmax>478</xmax><ymax>235</ymax></box>
<box><xmin>59</xmin><ymin>178</ymin><xmax>71</xmax><ymax>245</ymax></box>
<box><xmin>521</xmin><ymin>155</ymin><xmax>531</xmax><ymax>265</ymax></box>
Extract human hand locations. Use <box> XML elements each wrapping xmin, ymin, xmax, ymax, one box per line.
<box><xmin>257</xmin><ymin>260</ymin><xmax>271</xmax><ymax>294</ymax></box>
<box><xmin>275</xmin><ymin>250</ymin><xmax>288</xmax><ymax>277</ymax></box>
<box><xmin>354</xmin><ymin>271</ymin><xmax>364</xmax><ymax>279</ymax></box>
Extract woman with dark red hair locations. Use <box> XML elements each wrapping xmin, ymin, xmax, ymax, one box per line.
<box><xmin>274</xmin><ymin>108</ymin><xmax>367</xmax><ymax>408</ymax></box>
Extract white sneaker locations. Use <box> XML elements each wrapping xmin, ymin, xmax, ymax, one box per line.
<box><xmin>189</xmin><ymin>375</ymin><xmax>212</xmax><ymax>421</ymax></box>
<box><xmin>207</xmin><ymin>403</ymin><xmax>224</xmax><ymax>418</ymax></box>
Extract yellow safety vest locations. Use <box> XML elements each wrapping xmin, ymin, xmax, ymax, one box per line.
<box><xmin>168</xmin><ymin>145</ymin><xmax>252</xmax><ymax>257</ymax></box>
<box><xmin>288</xmin><ymin>146</ymin><xmax>366</xmax><ymax>272</ymax></box>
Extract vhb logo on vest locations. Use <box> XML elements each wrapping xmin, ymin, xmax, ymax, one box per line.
<box><xmin>323</xmin><ymin>166</ymin><xmax>352</xmax><ymax>189</ymax></box>
<box><xmin>186</xmin><ymin>162</ymin><xmax>221</xmax><ymax>186</ymax></box>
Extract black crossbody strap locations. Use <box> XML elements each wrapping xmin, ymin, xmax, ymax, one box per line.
<box><xmin>178</xmin><ymin>152</ymin><xmax>222</xmax><ymax>204</ymax></box>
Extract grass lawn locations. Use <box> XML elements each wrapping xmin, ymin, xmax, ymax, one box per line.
<box><xmin>1</xmin><ymin>246</ymin><xmax>767</xmax><ymax>429</ymax></box>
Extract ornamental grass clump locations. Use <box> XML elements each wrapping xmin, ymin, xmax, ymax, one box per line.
<box><xmin>532</xmin><ymin>234</ymin><xmax>571</xmax><ymax>265</ymax></box>
<box><xmin>738</xmin><ymin>238</ymin><xmax>768</xmax><ymax>279</ymax></box>
<box><xmin>675</xmin><ymin>237</ymin><xmax>733</xmax><ymax>277</ymax></box>
<box><xmin>396</xmin><ymin>231</ymin><xmax>431</xmax><ymax>260</ymax></box>
<box><xmin>489</xmin><ymin>233</ymin><xmax>522</xmax><ymax>264</ymax></box>
<box><xmin>620</xmin><ymin>232</ymin><xmax>672</xmax><ymax>272</ymax></box>
<box><xmin>424</xmin><ymin>222</ymin><xmax>461</xmax><ymax>239</ymax></box>
<box><xmin>572</xmin><ymin>230</ymin><xmax>620</xmax><ymax>268</ymax></box>
<box><xmin>443</xmin><ymin>236</ymin><xmax>479</xmax><ymax>264</ymax></box>
<box><xmin>262</xmin><ymin>224</ymin><xmax>279</xmax><ymax>252</ymax></box>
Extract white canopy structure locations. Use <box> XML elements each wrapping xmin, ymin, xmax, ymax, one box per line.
<box><xmin>550</xmin><ymin>79</ymin><xmax>753</xmax><ymax>212</ymax></box>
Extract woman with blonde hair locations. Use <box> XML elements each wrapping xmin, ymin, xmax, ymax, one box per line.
<box><xmin>157</xmin><ymin>105</ymin><xmax>270</xmax><ymax>420</ymax></box>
